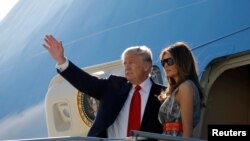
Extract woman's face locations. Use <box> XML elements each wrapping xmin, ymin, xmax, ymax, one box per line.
<box><xmin>161</xmin><ymin>51</ymin><xmax>178</xmax><ymax>78</ymax></box>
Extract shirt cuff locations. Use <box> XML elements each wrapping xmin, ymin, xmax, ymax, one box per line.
<box><xmin>55</xmin><ymin>58</ymin><xmax>69</xmax><ymax>72</ymax></box>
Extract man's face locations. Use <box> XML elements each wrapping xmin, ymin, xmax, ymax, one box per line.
<box><xmin>123</xmin><ymin>53</ymin><xmax>150</xmax><ymax>84</ymax></box>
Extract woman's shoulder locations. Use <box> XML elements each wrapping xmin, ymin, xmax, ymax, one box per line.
<box><xmin>179</xmin><ymin>80</ymin><xmax>195</xmax><ymax>90</ymax></box>
<box><xmin>177</xmin><ymin>80</ymin><xmax>196</xmax><ymax>96</ymax></box>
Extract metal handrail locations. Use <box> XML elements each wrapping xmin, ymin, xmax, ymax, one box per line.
<box><xmin>5</xmin><ymin>131</ymin><xmax>207</xmax><ymax>141</ymax></box>
<box><xmin>131</xmin><ymin>130</ymin><xmax>207</xmax><ymax>141</ymax></box>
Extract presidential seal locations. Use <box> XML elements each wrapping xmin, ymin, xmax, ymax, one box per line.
<box><xmin>77</xmin><ymin>91</ymin><xmax>99</xmax><ymax>127</ymax></box>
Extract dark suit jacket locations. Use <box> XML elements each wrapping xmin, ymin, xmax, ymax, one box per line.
<box><xmin>58</xmin><ymin>61</ymin><xmax>165</xmax><ymax>138</ymax></box>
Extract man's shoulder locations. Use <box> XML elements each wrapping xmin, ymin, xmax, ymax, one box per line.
<box><xmin>154</xmin><ymin>83</ymin><xmax>166</xmax><ymax>91</ymax></box>
<box><xmin>108</xmin><ymin>74</ymin><xmax>128</xmax><ymax>83</ymax></box>
<box><xmin>151</xmin><ymin>82</ymin><xmax>166</xmax><ymax>97</ymax></box>
<box><xmin>151</xmin><ymin>79</ymin><xmax>166</xmax><ymax>89</ymax></box>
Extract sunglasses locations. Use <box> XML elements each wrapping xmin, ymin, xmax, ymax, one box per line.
<box><xmin>161</xmin><ymin>58</ymin><xmax>174</xmax><ymax>67</ymax></box>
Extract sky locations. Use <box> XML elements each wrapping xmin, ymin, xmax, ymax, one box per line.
<box><xmin>0</xmin><ymin>0</ymin><xmax>19</xmax><ymax>21</ymax></box>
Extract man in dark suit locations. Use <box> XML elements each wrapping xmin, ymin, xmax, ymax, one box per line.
<box><xmin>43</xmin><ymin>35</ymin><xmax>165</xmax><ymax>138</ymax></box>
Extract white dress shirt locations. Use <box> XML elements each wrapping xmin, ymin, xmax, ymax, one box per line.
<box><xmin>55</xmin><ymin>58</ymin><xmax>69</xmax><ymax>71</ymax></box>
<box><xmin>107</xmin><ymin>77</ymin><xmax>152</xmax><ymax>138</ymax></box>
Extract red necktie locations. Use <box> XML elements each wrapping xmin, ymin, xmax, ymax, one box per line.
<box><xmin>127</xmin><ymin>85</ymin><xmax>141</xmax><ymax>136</ymax></box>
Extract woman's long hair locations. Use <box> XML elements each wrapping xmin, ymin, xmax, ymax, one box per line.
<box><xmin>159</xmin><ymin>42</ymin><xmax>205</xmax><ymax>107</ymax></box>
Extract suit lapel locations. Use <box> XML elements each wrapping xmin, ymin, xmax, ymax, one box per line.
<box><xmin>112</xmin><ymin>81</ymin><xmax>132</xmax><ymax>119</ymax></box>
<box><xmin>119</xmin><ymin>82</ymin><xmax>132</xmax><ymax>105</ymax></box>
<box><xmin>140</xmin><ymin>82</ymin><xmax>160</xmax><ymax>129</ymax></box>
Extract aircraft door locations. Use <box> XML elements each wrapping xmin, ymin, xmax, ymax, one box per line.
<box><xmin>45</xmin><ymin>76</ymin><xmax>89</xmax><ymax>136</ymax></box>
